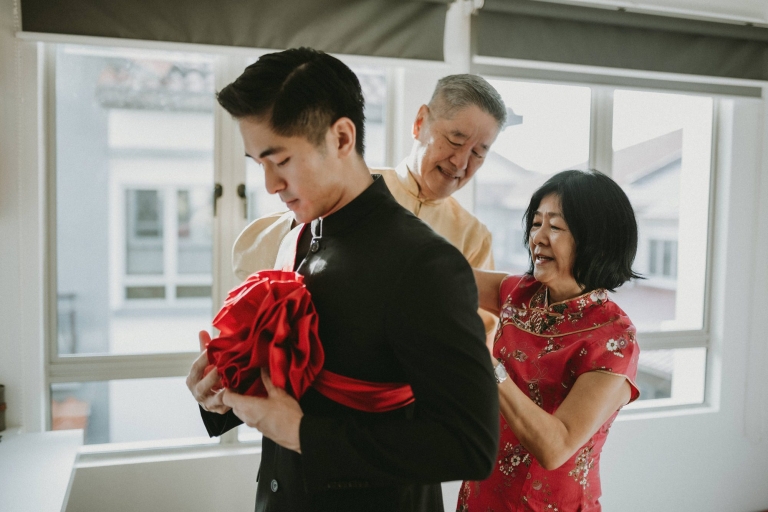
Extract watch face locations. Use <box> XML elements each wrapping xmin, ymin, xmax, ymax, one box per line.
<box><xmin>494</xmin><ymin>362</ymin><xmax>508</xmax><ymax>382</ymax></box>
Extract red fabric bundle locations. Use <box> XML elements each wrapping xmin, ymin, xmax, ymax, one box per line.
<box><xmin>206</xmin><ymin>270</ymin><xmax>324</xmax><ymax>400</ymax></box>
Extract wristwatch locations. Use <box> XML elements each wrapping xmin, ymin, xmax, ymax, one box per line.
<box><xmin>493</xmin><ymin>359</ymin><xmax>508</xmax><ymax>384</ymax></box>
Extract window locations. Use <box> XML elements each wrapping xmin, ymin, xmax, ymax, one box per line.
<box><xmin>51</xmin><ymin>44</ymin><xmax>218</xmax><ymax>444</ymax></box>
<box><xmin>476</xmin><ymin>80</ymin><xmax>592</xmax><ymax>274</ymax></box>
<box><xmin>647</xmin><ymin>239</ymin><xmax>678</xmax><ymax>278</ymax></box>
<box><xmin>476</xmin><ymin>79</ymin><xmax>714</xmax><ymax>410</ymax></box>
<box><xmin>610</xmin><ymin>90</ymin><xmax>713</xmax><ymax>408</ymax></box>
<box><xmin>48</xmin><ymin>44</ymin><xmax>392</xmax><ymax>447</ymax></box>
<box><xmin>46</xmin><ymin>43</ymin><xmax>711</xmax><ymax>449</ymax></box>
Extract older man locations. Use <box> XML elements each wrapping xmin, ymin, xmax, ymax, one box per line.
<box><xmin>233</xmin><ymin>74</ymin><xmax>505</xmax><ymax>333</ymax></box>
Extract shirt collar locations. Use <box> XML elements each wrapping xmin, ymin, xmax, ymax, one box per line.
<box><xmin>317</xmin><ymin>174</ymin><xmax>392</xmax><ymax>236</ymax></box>
<box><xmin>395</xmin><ymin>159</ymin><xmax>446</xmax><ymax>206</ymax></box>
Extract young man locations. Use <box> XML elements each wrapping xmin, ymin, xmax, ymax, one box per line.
<box><xmin>233</xmin><ymin>74</ymin><xmax>506</xmax><ymax>337</ymax></box>
<box><xmin>186</xmin><ymin>48</ymin><xmax>499</xmax><ymax>512</ymax></box>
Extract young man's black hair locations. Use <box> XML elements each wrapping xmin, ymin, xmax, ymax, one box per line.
<box><xmin>523</xmin><ymin>169</ymin><xmax>641</xmax><ymax>292</ymax></box>
<box><xmin>216</xmin><ymin>47</ymin><xmax>366</xmax><ymax>156</ymax></box>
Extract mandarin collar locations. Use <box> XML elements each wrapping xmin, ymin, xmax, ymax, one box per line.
<box><xmin>317</xmin><ymin>174</ymin><xmax>391</xmax><ymax>236</ymax></box>
<box><xmin>395</xmin><ymin>160</ymin><xmax>446</xmax><ymax>206</ymax></box>
<box><xmin>531</xmin><ymin>284</ymin><xmax>610</xmax><ymax>313</ymax></box>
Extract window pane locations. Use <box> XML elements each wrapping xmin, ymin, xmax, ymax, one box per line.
<box><xmin>126</xmin><ymin>189</ymin><xmax>164</xmax><ymax>275</ymax></box>
<box><xmin>177</xmin><ymin>187</ymin><xmax>213</xmax><ymax>275</ymax></box>
<box><xmin>51</xmin><ymin>378</ymin><xmax>214</xmax><ymax>445</ymax></box>
<box><xmin>476</xmin><ymin>80</ymin><xmax>592</xmax><ymax>274</ymax></box>
<box><xmin>244</xmin><ymin>65</ymin><xmax>388</xmax><ymax>222</ymax></box>
<box><xmin>357</xmin><ymin>66</ymin><xmax>388</xmax><ymax>168</ymax></box>
<box><xmin>610</xmin><ymin>90</ymin><xmax>713</xmax><ymax>332</ymax></box>
<box><xmin>627</xmin><ymin>347</ymin><xmax>706</xmax><ymax>407</ymax></box>
<box><xmin>55</xmin><ymin>45</ymin><xmax>215</xmax><ymax>355</ymax></box>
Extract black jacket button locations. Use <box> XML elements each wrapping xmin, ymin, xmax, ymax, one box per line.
<box><xmin>270</xmin><ymin>479</ymin><xmax>278</xmax><ymax>492</ymax></box>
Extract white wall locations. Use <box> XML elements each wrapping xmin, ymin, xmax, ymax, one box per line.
<box><xmin>66</xmin><ymin>451</ymin><xmax>259</xmax><ymax>512</ymax></box>
<box><xmin>2</xmin><ymin>0</ymin><xmax>768</xmax><ymax>510</ymax></box>
<box><xmin>0</xmin><ymin>0</ymin><xmax>45</xmax><ymax>433</ymax></box>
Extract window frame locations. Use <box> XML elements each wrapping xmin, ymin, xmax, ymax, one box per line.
<box><xmin>470</xmin><ymin>73</ymin><xmax>719</xmax><ymax>415</ymax></box>
<box><xmin>42</xmin><ymin>43</ymin><xmax>402</xmax><ymax>448</ymax></box>
<box><xmin>42</xmin><ymin>40</ymin><xmax>722</xmax><ymax>450</ymax></box>
<box><xmin>43</xmin><ymin>45</ymin><xmax>236</xmax><ymax>443</ymax></box>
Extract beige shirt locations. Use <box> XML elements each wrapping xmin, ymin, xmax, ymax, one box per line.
<box><xmin>231</xmin><ymin>161</ymin><xmax>497</xmax><ymax>332</ymax></box>
<box><xmin>375</xmin><ymin>161</ymin><xmax>495</xmax><ymax>272</ymax></box>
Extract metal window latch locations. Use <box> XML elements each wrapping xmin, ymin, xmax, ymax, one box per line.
<box><xmin>237</xmin><ymin>183</ymin><xmax>247</xmax><ymax>219</ymax></box>
<box><xmin>213</xmin><ymin>183</ymin><xmax>223</xmax><ymax>216</ymax></box>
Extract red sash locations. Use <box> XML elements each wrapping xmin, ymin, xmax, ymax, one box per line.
<box><xmin>275</xmin><ymin>219</ymin><xmax>415</xmax><ymax>413</ymax></box>
<box><xmin>313</xmin><ymin>370</ymin><xmax>415</xmax><ymax>413</ymax></box>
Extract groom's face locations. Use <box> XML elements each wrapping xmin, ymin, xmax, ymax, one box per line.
<box><xmin>239</xmin><ymin>116</ymin><xmax>344</xmax><ymax>224</ymax></box>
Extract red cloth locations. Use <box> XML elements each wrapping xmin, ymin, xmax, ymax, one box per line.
<box><xmin>206</xmin><ymin>270</ymin><xmax>324</xmax><ymax>399</ymax></box>
<box><xmin>458</xmin><ymin>275</ymin><xmax>640</xmax><ymax>512</ymax></box>
<box><xmin>313</xmin><ymin>370</ymin><xmax>415</xmax><ymax>413</ymax></box>
<box><xmin>205</xmin><ymin>269</ymin><xmax>416</xmax><ymax>413</ymax></box>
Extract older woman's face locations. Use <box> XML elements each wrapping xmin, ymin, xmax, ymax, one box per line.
<box><xmin>529</xmin><ymin>193</ymin><xmax>580</xmax><ymax>300</ymax></box>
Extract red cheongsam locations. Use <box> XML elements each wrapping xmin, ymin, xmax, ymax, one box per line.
<box><xmin>458</xmin><ymin>275</ymin><xmax>640</xmax><ymax>512</ymax></box>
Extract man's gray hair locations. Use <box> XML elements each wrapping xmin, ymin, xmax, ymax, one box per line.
<box><xmin>428</xmin><ymin>74</ymin><xmax>506</xmax><ymax>130</ymax></box>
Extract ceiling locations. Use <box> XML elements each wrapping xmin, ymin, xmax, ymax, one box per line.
<box><xmin>531</xmin><ymin>0</ymin><xmax>768</xmax><ymax>24</ymax></box>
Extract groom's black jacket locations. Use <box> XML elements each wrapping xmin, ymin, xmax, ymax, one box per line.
<box><xmin>201</xmin><ymin>175</ymin><xmax>499</xmax><ymax>512</ymax></box>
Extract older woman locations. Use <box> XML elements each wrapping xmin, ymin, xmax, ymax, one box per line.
<box><xmin>458</xmin><ymin>170</ymin><xmax>641</xmax><ymax>512</ymax></box>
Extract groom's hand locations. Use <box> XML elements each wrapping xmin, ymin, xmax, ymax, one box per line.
<box><xmin>187</xmin><ymin>330</ymin><xmax>231</xmax><ymax>415</ymax></box>
<box><xmin>222</xmin><ymin>371</ymin><xmax>304</xmax><ymax>453</ymax></box>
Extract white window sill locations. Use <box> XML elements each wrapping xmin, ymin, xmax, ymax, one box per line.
<box><xmin>617</xmin><ymin>400</ymin><xmax>718</xmax><ymax>422</ymax></box>
<box><xmin>76</xmin><ymin>436</ymin><xmax>262</xmax><ymax>468</ymax></box>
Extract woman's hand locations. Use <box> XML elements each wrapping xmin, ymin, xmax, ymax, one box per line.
<box><xmin>473</xmin><ymin>269</ymin><xmax>509</xmax><ymax>317</ymax></box>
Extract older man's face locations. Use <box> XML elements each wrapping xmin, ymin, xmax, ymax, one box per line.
<box><xmin>411</xmin><ymin>104</ymin><xmax>499</xmax><ymax>201</ymax></box>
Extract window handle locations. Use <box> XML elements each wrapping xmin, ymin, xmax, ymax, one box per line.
<box><xmin>213</xmin><ymin>183</ymin><xmax>223</xmax><ymax>217</ymax></box>
<box><xmin>237</xmin><ymin>183</ymin><xmax>247</xmax><ymax>219</ymax></box>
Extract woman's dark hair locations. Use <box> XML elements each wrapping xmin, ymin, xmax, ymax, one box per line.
<box><xmin>216</xmin><ymin>47</ymin><xmax>366</xmax><ymax>156</ymax></box>
<box><xmin>523</xmin><ymin>169</ymin><xmax>641</xmax><ymax>292</ymax></box>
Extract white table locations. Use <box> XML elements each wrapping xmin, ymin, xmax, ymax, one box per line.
<box><xmin>0</xmin><ymin>429</ymin><xmax>83</xmax><ymax>512</ymax></box>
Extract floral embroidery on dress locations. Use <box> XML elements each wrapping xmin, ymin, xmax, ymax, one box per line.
<box><xmin>528</xmin><ymin>308</ymin><xmax>565</xmax><ymax>335</ymax></box>
<box><xmin>568</xmin><ymin>446</ymin><xmax>595</xmax><ymax>490</ymax></box>
<box><xmin>538</xmin><ymin>339</ymin><xmax>564</xmax><ymax>358</ymax></box>
<box><xmin>512</xmin><ymin>349</ymin><xmax>528</xmax><ymax>362</ymax></box>
<box><xmin>606</xmin><ymin>337</ymin><xmax>629</xmax><ymax>357</ymax></box>
<box><xmin>497</xmin><ymin>284</ymin><xmax>612</xmax><ymax>337</ymax></box>
<box><xmin>528</xmin><ymin>381</ymin><xmax>543</xmax><ymax>407</ymax></box>
<box><xmin>456</xmin><ymin>481</ymin><xmax>471</xmax><ymax>512</ymax></box>
<box><xmin>499</xmin><ymin>443</ymin><xmax>532</xmax><ymax>476</ymax></box>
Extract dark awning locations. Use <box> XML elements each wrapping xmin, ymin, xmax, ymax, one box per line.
<box><xmin>475</xmin><ymin>0</ymin><xmax>768</xmax><ymax>81</ymax></box>
<box><xmin>20</xmin><ymin>0</ymin><xmax>450</xmax><ymax>61</ymax></box>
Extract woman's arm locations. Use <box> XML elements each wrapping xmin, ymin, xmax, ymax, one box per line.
<box><xmin>496</xmin><ymin>365</ymin><xmax>631</xmax><ymax>470</ymax></box>
<box><xmin>473</xmin><ymin>269</ymin><xmax>509</xmax><ymax>316</ymax></box>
